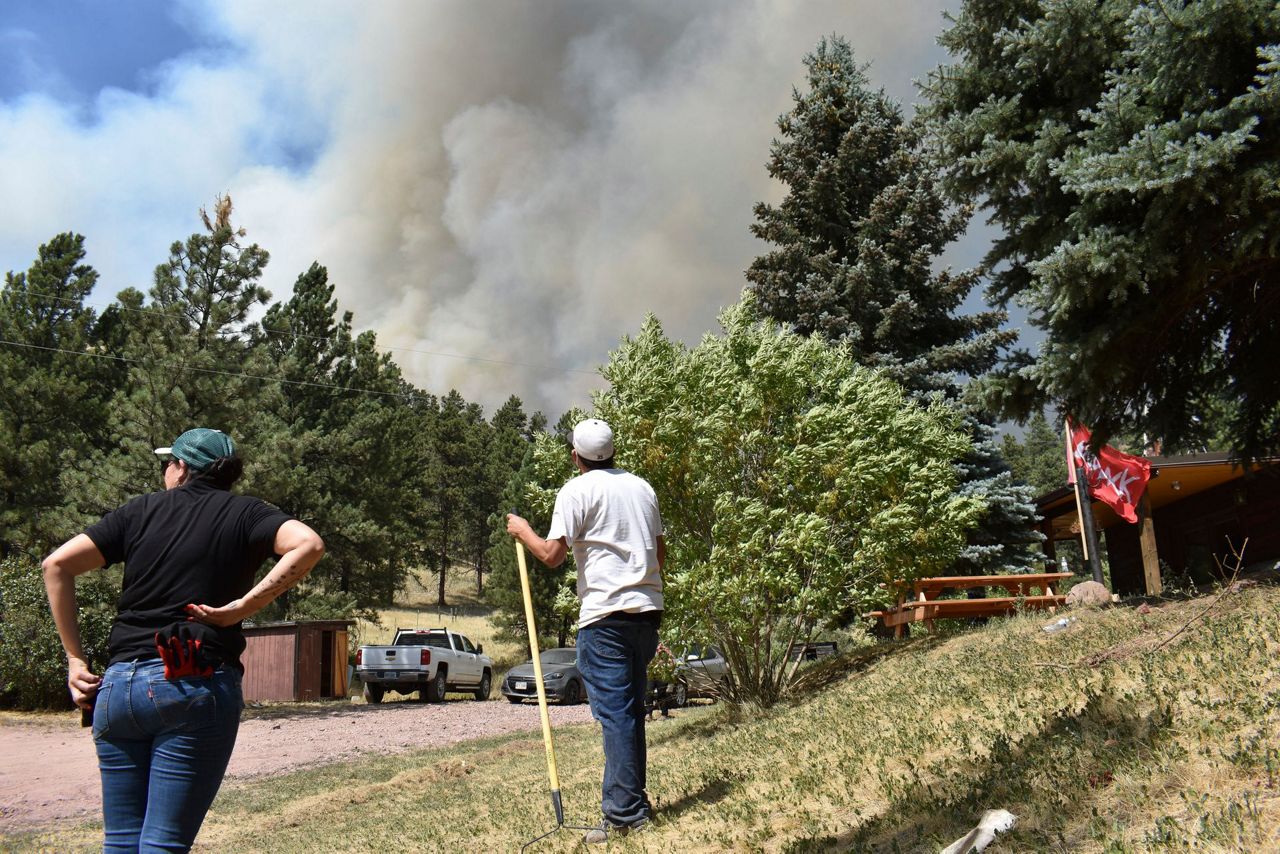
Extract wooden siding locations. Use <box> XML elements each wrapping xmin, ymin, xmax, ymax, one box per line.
<box><xmin>242</xmin><ymin>621</ymin><xmax>354</xmax><ymax>702</ymax></box>
<box><xmin>1105</xmin><ymin>470</ymin><xmax>1280</xmax><ymax>594</ymax></box>
<box><xmin>242</xmin><ymin>628</ymin><xmax>298</xmax><ymax>702</ymax></box>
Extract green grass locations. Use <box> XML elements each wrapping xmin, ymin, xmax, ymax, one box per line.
<box><xmin>7</xmin><ymin>584</ymin><xmax>1278</xmax><ymax>852</ymax></box>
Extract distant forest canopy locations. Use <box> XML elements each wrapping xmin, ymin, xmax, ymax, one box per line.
<box><xmin>0</xmin><ymin>203</ymin><xmax>543</xmax><ymax>619</ymax></box>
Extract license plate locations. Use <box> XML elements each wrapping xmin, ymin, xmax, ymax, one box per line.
<box><xmin>383</xmin><ymin>671</ymin><xmax>398</xmax><ymax>679</ymax></box>
<box><xmin>515</xmin><ymin>681</ymin><xmax>527</xmax><ymax>690</ymax></box>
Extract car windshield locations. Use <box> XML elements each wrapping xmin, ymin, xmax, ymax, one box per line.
<box><xmin>539</xmin><ymin>649</ymin><xmax>577</xmax><ymax>665</ymax></box>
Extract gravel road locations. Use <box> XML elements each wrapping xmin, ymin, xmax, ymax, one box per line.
<box><xmin>0</xmin><ymin>698</ymin><xmax>596</xmax><ymax>831</ymax></box>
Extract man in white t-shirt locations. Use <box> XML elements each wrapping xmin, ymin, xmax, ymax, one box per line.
<box><xmin>507</xmin><ymin>418</ymin><xmax>665</xmax><ymax>842</ymax></box>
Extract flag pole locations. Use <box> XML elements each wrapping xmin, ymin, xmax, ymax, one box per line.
<box><xmin>1065</xmin><ymin>419</ymin><xmax>1089</xmax><ymax>561</ymax></box>
<box><xmin>1066</xmin><ymin>419</ymin><xmax>1105</xmax><ymax>584</ymax></box>
<box><xmin>1075</xmin><ymin>464</ymin><xmax>1105</xmax><ymax>584</ymax></box>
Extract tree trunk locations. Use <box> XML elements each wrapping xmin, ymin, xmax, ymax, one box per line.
<box><xmin>436</xmin><ymin>523</ymin><xmax>450</xmax><ymax>606</ymax></box>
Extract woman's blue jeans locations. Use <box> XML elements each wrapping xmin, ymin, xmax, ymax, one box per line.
<box><xmin>92</xmin><ymin>659</ymin><xmax>243</xmax><ymax>852</ymax></box>
<box><xmin>575</xmin><ymin>619</ymin><xmax>659</xmax><ymax>828</ymax></box>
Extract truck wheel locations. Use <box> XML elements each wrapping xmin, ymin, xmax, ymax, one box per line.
<box><xmin>363</xmin><ymin>682</ymin><xmax>384</xmax><ymax>705</ymax></box>
<box><xmin>673</xmin><ymin>680</ymin><xmax>688</xmax><ymax>708</ymax></box>
<box><xmin>474</xmin><ymin>670</ymin><xmax>492</xmax><ymax>701</ymax></box>
<box><xmin>425</xmin><ymin>668</ymin><xmax>448</xmax><ymax>702</ymax></box>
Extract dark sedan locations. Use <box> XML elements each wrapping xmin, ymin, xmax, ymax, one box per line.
<box><xmin>502</xmin><ymin>648</ymin><xmax>588</xmax><ymax>705</ymax></box>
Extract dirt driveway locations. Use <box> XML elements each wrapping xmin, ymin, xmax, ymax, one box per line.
<box><xmin>0</xmin><ymin>698</ymin><xmax>595</xmax><ymax>832</ymax></box>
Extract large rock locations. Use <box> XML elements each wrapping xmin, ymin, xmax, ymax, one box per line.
<box><xmin>1066</xmin><ymin>580</ymin><xmax>1112</xmax><ymax>607</ymax></box>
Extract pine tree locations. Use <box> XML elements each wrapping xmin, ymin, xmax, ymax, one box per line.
<box><xmin>748</xmin><ymin>36</ymin><xmax>1040</xmax><ymax>574</ymax></box>
<box><xmin>149</xmin><ymin>194</ymin><xmax>273</xmax><ymax>429</ymax></box>
<box><xmin>925</xmin><ymin>0</ymin><xmax>1280</xmax><ymax>461</ymax></box>
<box><xmin>0</xmin><ymin>234</ymin><xmax>113</xmax><ymax>554</ymax></box>
<box><xmin>428</xmin><ymin>390</ymin><xmax>488</xmax><ymax>606</ymax></box>
<box><xmin>484</xmin><ymin>425</ymin><xmax>579</xmax><ymax>651</ymax></box>
<box><xmin>474</xmin><ymin>396</ymin><xmax>531</xmax><ymax>595</ymax></box>
<box><xmin>70</xmin><ymin>196</ymin><xmax>275</xmax><ymax>514</ymax></box>
<box><xmin>1002</xmin><ymin>412</ymin><xmax>1069</xmax><ymax>497</ymax></box>
<box><xmin>248</xmin><ymin>262</ymin><xmax>419</xmax><ymax>615</ymax></box>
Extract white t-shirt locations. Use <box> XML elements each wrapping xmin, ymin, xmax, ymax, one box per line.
<box><xmin>546</xmin><ymin>468</ymin><xmax>664</xmax><ymax>627</ymax></box>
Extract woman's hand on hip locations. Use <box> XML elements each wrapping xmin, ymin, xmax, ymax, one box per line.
<box><xmin>185</xmin><ymin>599</ymin><xmax>248</xmax><ymax>627</ymax></box>
<box><xmin>66</xmin><ymin>657</ymin><xmax>100</xmax><ymax>709</ymax></box>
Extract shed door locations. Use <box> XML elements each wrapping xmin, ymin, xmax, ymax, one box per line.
<box><xmin>320</xmin><ymin>631</ymin><xmax>334</xmax><ymax>697</ymax></box>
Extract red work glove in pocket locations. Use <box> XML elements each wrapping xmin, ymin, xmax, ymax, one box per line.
<box><xmin>155</xmin><ymin>623</ymin><xmax>216</xmax><ymax>679</ymax></box>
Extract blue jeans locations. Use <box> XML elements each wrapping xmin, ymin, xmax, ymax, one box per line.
<box><xmin>576</xmin><ymin>619</ymin><xmax>659</xmax><ymax>827</ymax></box>
<box><xmin>93</xmin><ymin>659</ymin><xmax>243</xmax><ymax>852</ymax></box>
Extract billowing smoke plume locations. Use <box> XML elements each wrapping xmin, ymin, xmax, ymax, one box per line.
<box><xmin>0</xmin><ymin>0</ymin><xmax>953</xmax><ymax>416</ymax></box>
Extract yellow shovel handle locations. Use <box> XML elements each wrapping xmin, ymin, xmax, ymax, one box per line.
<box><xmin>515</xmin><ymin>540</ymin><xmax>561</xmax><ymax>792</ymax></box>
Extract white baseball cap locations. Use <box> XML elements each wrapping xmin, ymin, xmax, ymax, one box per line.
<box><xmin>572</xmin><ymin>418</ymin><xmax>614</xmax><ymax>461</ymax></box>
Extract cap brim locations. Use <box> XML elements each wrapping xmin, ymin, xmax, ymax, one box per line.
<box><xmin>154</xmin><ymin>447</ymin><xmax>172</xmax><ymax>456</ymax></box>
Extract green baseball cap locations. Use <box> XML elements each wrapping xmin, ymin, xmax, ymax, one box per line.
<box><xmin>154</xmin><ymin>428</ymin><xmax>236</xmax><ymax>471</ymax></box>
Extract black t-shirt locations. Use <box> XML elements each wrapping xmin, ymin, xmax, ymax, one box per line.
<box><xmin>85</xmin><ymin>479</ymin><xmax>292</xmax><ymax>669</ymax></box>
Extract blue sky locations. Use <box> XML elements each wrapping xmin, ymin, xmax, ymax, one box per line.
<box><xmin>1</xmin><ymin>2</ymin><xmax>202</xmax><ymax>105</ymax></box>
<box><xmin>0</xmin><ymin>1</ymin><xmax>1031</xmax><ymax>418</ymax></box>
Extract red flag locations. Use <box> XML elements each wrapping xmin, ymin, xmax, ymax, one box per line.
<box><xmin>1066</xmin><ymin>421</ymin><xmax>1151</xmax><ymax>524</ymax></box>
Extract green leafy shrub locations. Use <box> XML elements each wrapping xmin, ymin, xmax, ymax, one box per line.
<box><xmin>592</xmin><ymin>300</ymin><xmax>983</xmax><ymax>706</ymax></box>
<box><xmin>0</xmin><ymin>555</ymin><xmax>116</xmax><ymax>709</ymax></box>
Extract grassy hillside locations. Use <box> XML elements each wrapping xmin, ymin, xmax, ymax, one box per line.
<box><xmin>10</xmin><ymin>583</ymin><xmax>1278</xmax><ymax>852</ymax></box>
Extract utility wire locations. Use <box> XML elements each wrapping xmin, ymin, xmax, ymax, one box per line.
<box><xmin>4</xmin><ymin>287</ymin><xmax>600</xmax><ymax>376</ymax></box>
<box><xmin>0</xmin><ymin>337</ymin><xmax>423</xmax><ymax>401</ymax></box>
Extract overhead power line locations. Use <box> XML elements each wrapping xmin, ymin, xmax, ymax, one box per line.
<box><xmin>3</xmin><ymin>287</ymin><xmax>600</xmax><ymax>377</ymax></box>
<box><xmin>0</xmin><ymin>338</ymin><xmax>422</xmax><ymax>401</ymax></box>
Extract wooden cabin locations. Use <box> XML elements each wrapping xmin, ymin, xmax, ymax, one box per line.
<box><xmin>241</xmin><ymin>620</ymin><xmax>354</xmax><ymax>702</ymax></box>
<box><xmin>1035</xmin><ymin>452</ymin><xmax>1280</xmax><ymax>595</ymax></box>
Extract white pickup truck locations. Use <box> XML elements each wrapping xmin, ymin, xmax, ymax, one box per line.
<box><xmin>355</xmin><ymin>628</ymin><xmax>493</xmax><ymax>704</ymax></box>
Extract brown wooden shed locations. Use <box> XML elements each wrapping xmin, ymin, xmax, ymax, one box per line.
<box><xmin>241</xmin><ymin>620</ymin><xmax>354</xmax><ymax>703</ymax></box>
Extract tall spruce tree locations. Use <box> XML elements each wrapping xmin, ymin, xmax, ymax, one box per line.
<box><xmin>748</xmin><ymin>37</ymin><xmax>1012</xmax><ymax>395</ymax></box>
<box><xmin>748</xmin><ymin>36</ymin><xmax>1041</xmax><ymax>574</ymax></box>
<box><xmin>924</xmin><ymin>0</ymin><xmax>1280</xmax><ymax>461</ymax></box>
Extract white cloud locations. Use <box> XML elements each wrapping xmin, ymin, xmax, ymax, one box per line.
<box><xmin>0</xmin><ymin>0</ymin><xmax>961</xmax><ymax>418</ymax></box>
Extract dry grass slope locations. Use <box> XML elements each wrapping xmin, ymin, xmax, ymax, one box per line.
<box><xmin>7</xmin><ymin>584</ymin><xmax>1278</xmax><ymax>853</ymax></box>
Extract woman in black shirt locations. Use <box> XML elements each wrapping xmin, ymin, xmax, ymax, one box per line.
<box><xmin>43</xmin><ymin>428</ymin><xmax>325</xmax><ymax>852</ymax></box>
